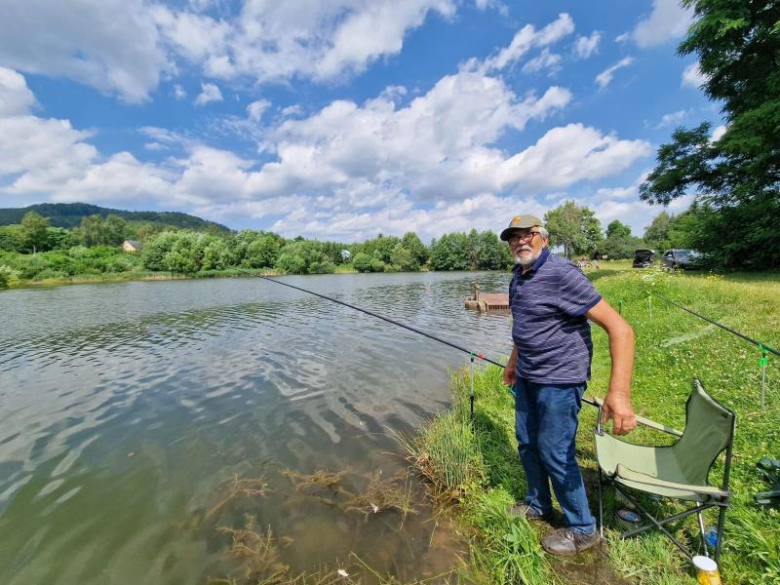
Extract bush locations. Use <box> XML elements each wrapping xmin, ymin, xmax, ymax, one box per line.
<box><xmin>17</xmin><ymin>255</ymin><xmax>50</xmax><ymax>280</ymax></box>
<box><xmin>31</xmin><ymin>269</ymin><xmax>69</xmax><ymax>281</ymax></box>
<box><xmin>352</xmin><ymin>252</ymin><xmax>373</xmax><ymax>272</ymax></box>
<box><xmin>0</xmin><ymin>267</ymin><xmax>9</xmax><ymax>289</ymax></box>
<box><xmin>275</xmin><ymin>241</ymin><xmax>336</xmax><ymax>274</ymax></box>
<box><xmin>353</xmin><ymin>252</ymin><xmax>386</xmax><ymax>272</ymax></box>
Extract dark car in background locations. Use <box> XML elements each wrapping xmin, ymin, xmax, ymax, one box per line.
<box><xmin>632</xmin><ymin>249</ymin><xmax>655</xmax><ymax>268</ymax></box>
<box><xmin>662</xmin><ymin>249</ymin><xmax>703</xmax><ymax>270</ymax></box>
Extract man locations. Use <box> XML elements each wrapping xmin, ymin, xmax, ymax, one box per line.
<box><xmin>499</xmin><ymin>214</ymin><xmax>636</xmax><ymax>555</ymax></box>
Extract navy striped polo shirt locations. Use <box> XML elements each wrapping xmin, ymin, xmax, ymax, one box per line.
<box><xmin>508</xmin><ymin>247</ymin><xmax>602</xmax><ymax>384</ymax></box>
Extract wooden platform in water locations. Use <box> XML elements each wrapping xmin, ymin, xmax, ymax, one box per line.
<box><xmin>465</xmin><ymin>293</ymin><xmax>510</xmax><ymax>312</ymax></box>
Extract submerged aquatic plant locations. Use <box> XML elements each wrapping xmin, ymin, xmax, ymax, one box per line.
<box><xmin>343</xmin><ymin>471</ymin><xmax>418</xmax><ymax>521</ymax></box>
<box><xmin>217</xmin><ymin>514</ymin><xmax>289</xmax><ymax>582</ymax></box>
<box><xmin>280</xmin><ymin>469</ymin><xmax>348</xmax><ymax>493</ymax></box>
<box><xmin>206</xmin><ymin>474</ymin><xmax>272</xmax><ymax>520</ymax></box>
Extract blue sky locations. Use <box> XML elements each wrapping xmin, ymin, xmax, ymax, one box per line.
<box><xmin>0</xmin><ymin>0</ymin><xmax>720</xmax><ymax>241</ymax></box>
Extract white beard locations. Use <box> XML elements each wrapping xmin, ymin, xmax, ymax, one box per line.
<box><xmin>514</xmin><ymin>247</ymin><xmax>539</xmax><ymax>267</ymax></box>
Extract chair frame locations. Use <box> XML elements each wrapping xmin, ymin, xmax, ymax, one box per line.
<box><xmin>594</xmin><ymin>382</ymin><xmax>735</xmax><ymax>564</ymax></box>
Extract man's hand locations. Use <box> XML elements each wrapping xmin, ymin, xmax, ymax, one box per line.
<box><xmin>602</xmin><ymin>391</ymin><xmax>636</xmax><ymax>435</ymax></box>
<box><xmin>586</xmin><ymin>299</ymin><xmax>636</xmax><ymax>436</ymax></box>
<box><xmin>503</xmin><ymin>364</ymin><xmax>516</xmax><ymax>388</ymax></box>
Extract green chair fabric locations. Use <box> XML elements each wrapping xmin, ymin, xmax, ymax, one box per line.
<box><xmin>595</xmin><ymin>379</ymin><xmax>734</xmax><ymax>502</ymax></box>
<box><xmin>594</xmin><ymin>378</ymin><xmax>736</xmax><ymax>564</ymax></box>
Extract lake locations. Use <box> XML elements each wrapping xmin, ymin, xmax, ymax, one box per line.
<box><xmin>0</xmin><ymin>272</ymin><xmax>513</xmax><ymax>584</ymax></box>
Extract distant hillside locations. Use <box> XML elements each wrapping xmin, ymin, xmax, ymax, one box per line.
<box><xmin>0</xmin><ymin>202</ymin><xmax>231</xmax><ymax>232</ymax></box>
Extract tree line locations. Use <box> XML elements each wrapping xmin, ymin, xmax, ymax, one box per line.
<box><xmin>0</xmin><ymin>202</ymin><xmax>705</xmax><ymax>291</ymax></box>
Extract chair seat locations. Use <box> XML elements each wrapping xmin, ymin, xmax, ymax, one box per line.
<box><xmin>595</xmin><ymin>432</ymin><xmax>724</xmax><ymax>502</ymax></box>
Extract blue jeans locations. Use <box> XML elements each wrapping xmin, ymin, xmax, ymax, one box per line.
<box><xmin>514</xmin><ymin>378</ymin><xmax>596</xmax><ymax>534</ymax></box>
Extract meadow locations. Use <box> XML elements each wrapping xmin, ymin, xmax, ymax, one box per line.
<box><xmin>405</xmin><ymin>263</ymin><xmax>779</xmax><ymax>584</ymax></box>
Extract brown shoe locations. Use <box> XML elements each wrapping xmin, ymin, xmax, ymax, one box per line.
<box><xmin>542</xmin><ymin>528</ymin><xmax>601</xmax><ymax>555</ymax></box>
<box><xmin>507</xmin><ymin>503</ymin><xmax>552</xmax><ymax>522</ymax></box>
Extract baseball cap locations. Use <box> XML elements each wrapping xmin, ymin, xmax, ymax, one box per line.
<box><xmin>499</xmin><ymin>215</ymin><xmax>543</xmax><ymax>241</ymax></box>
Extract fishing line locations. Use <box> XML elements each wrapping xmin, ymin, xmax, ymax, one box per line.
<box><xmin>653</xmin><ymin>293</ymin><xmax>779</xmax><ymax>357</ymax></box>
<box><xmin>234</xmin><ymin>268</ymin><xmax>679</xmax><ymax>431</ymax></box>
<box><xmin>233</xmin><ymin>268</ymin><xmax>502</xmax><ymax>367</ymax></box>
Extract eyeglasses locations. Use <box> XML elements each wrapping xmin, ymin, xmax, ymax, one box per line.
<box><xmin>508</xmin><ymin>232</ymin><xmax>541</xmax><ymax>244</ymax></box>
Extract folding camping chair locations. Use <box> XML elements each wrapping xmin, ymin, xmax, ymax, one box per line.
<box><xmin>594</xmin><ymin>378</ymin><xmax>736</xmax><ymax>564</ymax></box>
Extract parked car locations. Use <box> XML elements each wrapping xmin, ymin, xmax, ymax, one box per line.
<box><xmin>662</xmin><ymin>249</ymin><xmax>703</xmax><ymax>270</ymax></box>
<box><xmin>632</xmin><ymin>249</ymin><xmax>655</xmax><ymax>268</ymax></box>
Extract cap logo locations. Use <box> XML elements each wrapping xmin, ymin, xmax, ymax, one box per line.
<box><xmin>511</xmin><ymin>216</ymin><xmax>523</xmax><ymax>226</ymax></box>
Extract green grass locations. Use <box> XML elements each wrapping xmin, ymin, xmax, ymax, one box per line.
<box><xmin>408</xmin><ymin>266</ymin><xmax>779</xmax><ymax>584</ymax></box>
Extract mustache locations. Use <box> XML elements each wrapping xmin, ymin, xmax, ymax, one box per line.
<box><xmin>516</xmin><ymin>246</ymin><xmax>533</xmax><ymax>252</ymax></box>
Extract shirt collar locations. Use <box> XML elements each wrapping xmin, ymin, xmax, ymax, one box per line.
<box><xmin>513</xmin><ymin>246</ymin><xmax>550</xmax><ymax>276</ymax></box>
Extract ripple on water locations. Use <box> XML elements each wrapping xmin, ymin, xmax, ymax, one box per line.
<box><xmin>0</xmin><ymin>272</ymin><xmax>513</xmax><ymax>584</ymax></box>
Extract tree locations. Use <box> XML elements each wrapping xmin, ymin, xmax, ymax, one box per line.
<box><xmin>601</xmin><ymin>220</ymin><xmax>639</xmax><ymax>259</ymax></box>
<box><xmin>0</xmin><ymin>226</ymin><xmax>22</xmax><ymax>252</ymax></box>
<box><xmin>606</xmin><ymin>220</ymin><xmax>632</xmax><ymax>240</ymax></box>
<box><xmin>275</xmin><ymin>241</ymin><xmax>335</xmax><ymax>274</ymax></box>
<box><xmin>104</xmin><ymin>214</ymin><xmax>128</xmax><ymax>246</ymax></box>
<box><xmin>142</xmin><ymin>231</ymin><xmax>181</xmax><ymax>271</ymax></box>
<box><xmin>20</xmin><ymin>212</ymin><xmax>50</xmax><ymax>253</ymax></box>
<box><xmin>80</xmin><ymin>215</ymin><xmax>106</xmax><ymax>247</ymax></box>
<box><xmin>429</xmin><ymin>233</ymin><xmax>469</xmax><ymax>271</ymax></box>
<box><xmin>202</xmin><ymin>240</ymin><xmax>231</xmax><ymax>270</ymax></box>
<box><xmin>244</xmin><ymin>234</ymin><xmax>283</xmax><ymax>269</ymax></box>
<box><xmin>639</xmin><ymin>0</ymin><xmax>780</xmax><ymax>268</ymax></box>
<box><xmin>352</xmin><ymin>252</ymin><xmax>376</xmax><ymax>273</ymax></box>
<box><xmin>544</xmin><ymin>201</ymin><xmax>602</xmax><ymax>259</ymax></box>
<box><xmin>45</xmin><ymin>227</ymin><xmax>72</xmax><ymax>250</ymax></box>
<box><xmin>401</xmin><ymin>232</ymin><xmax>429</xmax><ymax>267</ymax></box>
<box><xmin>643</xmin><ymin>212</ymin><xmax>672</xmax><ymax>251</ymax></box>
<box><xmin>477</xmin><ymin>230</ymin><xmax>511</xmax><ymax>270</ymax></box>
<box><xmin>363</xmin><ymin>235</ymin><xmax>400</xmax><ymax>265</ymax></box>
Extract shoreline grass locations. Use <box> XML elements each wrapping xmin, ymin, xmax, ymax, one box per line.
<box><xmin>405</xmin><ymin>266</ymin><xmax>779</xmax><ymax>584</ymax></box>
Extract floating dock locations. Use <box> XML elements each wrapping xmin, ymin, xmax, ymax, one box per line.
<box><xmin>464</xmin><ymin>284</ymin><xmax>509</xmax><ymax>312</ymax></box>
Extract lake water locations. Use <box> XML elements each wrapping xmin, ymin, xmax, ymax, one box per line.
<box><xmin>0</xmin><ymin>272</ymin><xmax>513</xmax><ymax>584</ymax></box>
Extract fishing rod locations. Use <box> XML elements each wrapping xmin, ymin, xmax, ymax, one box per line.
<box><xmin>235</xmin><ymin>268</ymin><xmax>675</xmax><ymax>433</ymax></box>
<box><xmin>233</xmin><ymin>268</ymin><xmax>500</xmax><ymax>419</ymax></box>
<box><xmin>653</xmin><ymin>293</ymin><xmax>779</xmax><ymax>357</ymax></box>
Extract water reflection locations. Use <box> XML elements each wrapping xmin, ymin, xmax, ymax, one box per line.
<box><xmin>0</xmin><ymin>272</ymin><xmax>511</xmax><ymax>584</ymax></box>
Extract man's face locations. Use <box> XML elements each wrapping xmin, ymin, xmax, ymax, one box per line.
<box><xmin>508</xmin><ymin>229</ymin><xmax>547</xmax><ymax>267</ymax></box>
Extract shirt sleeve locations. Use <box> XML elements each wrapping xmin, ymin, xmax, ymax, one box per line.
<box><xmin>556</xmin><ymin>263</ymin><xmax>602</xmax><ymax>317</ymax></box>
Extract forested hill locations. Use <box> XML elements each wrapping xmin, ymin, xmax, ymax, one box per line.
<box><xmin>0</xmin><ymin>203</ymin><xmax>231</xmax><ymax>232</ymax></box>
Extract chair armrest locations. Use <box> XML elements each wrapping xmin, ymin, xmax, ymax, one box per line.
<box><xmin>591</xmin><ymin>396</ymin><xmax>683</xmax><ymax>437</ymax></box>
<box><xmin>614</xmin><ymin>464</ymin><xmax>729</xmax><ymax>499</ymax></box>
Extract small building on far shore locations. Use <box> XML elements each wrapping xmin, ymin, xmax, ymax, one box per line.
<box><xmin>123</xmin><ymin>239</ymin><xmax>142</xmax><ymax>253</ymax></box>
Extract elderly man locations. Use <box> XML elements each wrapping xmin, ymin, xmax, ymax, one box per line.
<box><xmin>499</xmin><ymin>214</ymin><xmax>636</xmax><ymax>555</ymax></box>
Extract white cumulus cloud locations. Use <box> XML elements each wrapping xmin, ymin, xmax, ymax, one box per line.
<box><xmin>157</xmin><ymin>0</ymin><xmax>458</xmax><ymax>86</ymax></box>
<box><xmin>195</xmin><ymin>82</ymin><xmax>223</xmax><ymax>106</ymax></box>
<box><xmin>473</xmin><ymin>13</ymin><xmax>575</xmax><ymax>73</ymax></box>
<box><xmin>0</xmin><ymin>0</ymin><xmax>463</xmax><ymax>101</ymax></box>
<box><xmin>574</xmin><ymin>32</ymin><xmax>601</xmax><ymax>59</ymax></box>
<box><xmin>682</xmin><ymin>61</ymin><xmax>708</xmax><ymax>89</ymax></box>
<box><xmin>522</xmin><ymin>49</ymin><xmax>562</xmax><ymax>74</ymax></box>
<box><xmin>246</xmin><ymin>99</ymin><xmax>271</xmax><ymax>122</ymax></box>
<box><xmin>711</xmin><ymin>125</ymin><xmax>727</xmax><ymax>142</ymax></box>
<box><xmin>0</xmin><ymin>66</ymin><xmax>652</xmax><ymax>241</ymax></box>
<box><xmin>595</xmin><ymin>57</ymin><xmax>634</xmax><ymax>89</ymax></box>
<box><xmin>0</xmin><ymin>0</ymin><xmax>170</xmax><ymax>103</ymax></box>
<box><xmin>0</xmin><ymin>67</ymin><xmax>36</xmax><ymax>116</ymax></box>
<box><xmin>655</xmin><ymin>109</ymin><xmax>690</xmax><ymax>129</ymax></box>
<box><xmin>629</xmin><ymin>0</ymin><xmax>694</xmax><ymax>48</ymax></box>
